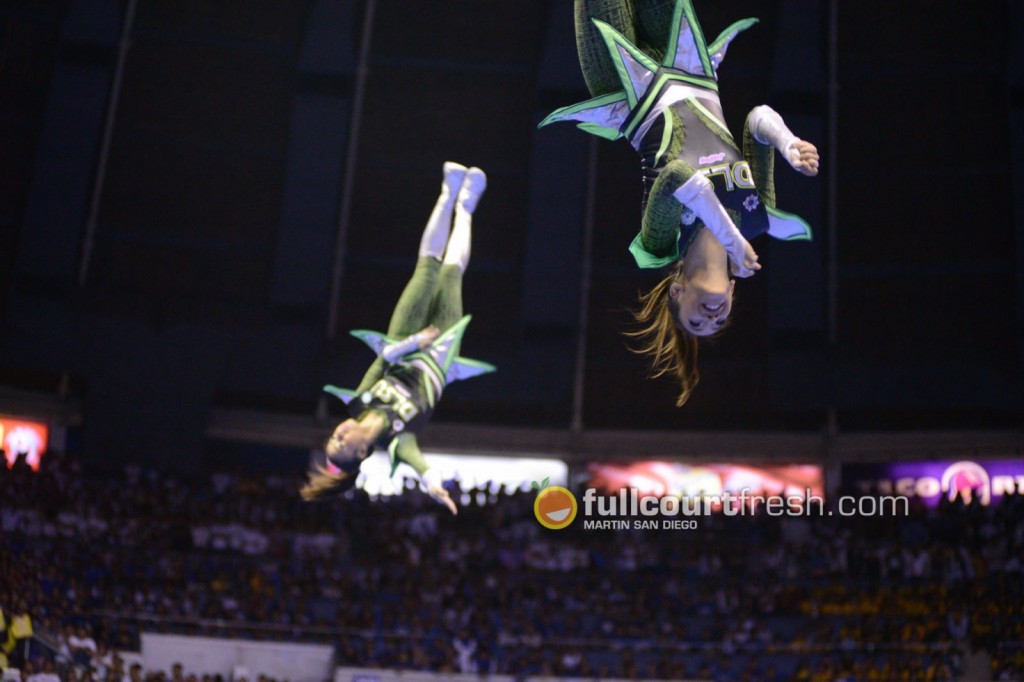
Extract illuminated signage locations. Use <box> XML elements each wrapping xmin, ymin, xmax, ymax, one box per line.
<box><xmin>355</xmin><ymin>452</ymin><xmax>568</xmax><ymax>496</ymax></box>
<box><xmin>844</xmin><ymin>460</ymin><xmax>1024</xmax><ymax>507</ymax></box>
<box><xmin>585</xmin><ymin>461</ymin><xmax>824</xmax><ymax>499</ymax></box>
<box><xmin>0</xmin><ymin>417</ymin><xmax>50</xmax><ymax>471</ymax></box>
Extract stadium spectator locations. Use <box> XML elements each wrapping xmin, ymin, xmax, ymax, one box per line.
<box><xmin>2</xmin><ymin>454</ymin><xmax>1021</xmax><ymax>680</ymax></box>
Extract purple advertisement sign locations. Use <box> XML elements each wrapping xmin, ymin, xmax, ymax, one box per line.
<box><xmin>843</xmin><ymin>460</ymin><xmax>1024</xmax><ymax>507</ymax></box>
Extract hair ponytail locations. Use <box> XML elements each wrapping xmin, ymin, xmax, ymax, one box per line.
<box><xmin>624</xmin><ymin>263</ymin><xmax>700</xmax><ymax>407</ymax></box>
<box><xmin>300</xmin><ymin>464</ymin><xmax>357</xmax><ymax>501</ymax></box>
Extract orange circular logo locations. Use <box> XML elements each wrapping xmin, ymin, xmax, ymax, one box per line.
<box><xmin>534</xmin><ymin>486</ymin><xmax>578</xmax><ymax>529</ymax></box>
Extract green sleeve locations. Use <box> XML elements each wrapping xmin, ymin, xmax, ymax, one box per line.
<box><xmin>389</xmin><ymin>432</ymin><xmax>429</xmax><ymax>477</ymax></box>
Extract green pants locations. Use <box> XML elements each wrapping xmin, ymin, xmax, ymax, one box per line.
<box><xmin>575</xmin><ymin>0</ymin><xmax>675</xmax><ymax>97</ymax></box>
<box><xmin>355</xmin><ymin>257</ymin><xmax>463</xmax><ymax>394</ymax></box>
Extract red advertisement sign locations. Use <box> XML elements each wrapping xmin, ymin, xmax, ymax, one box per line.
<box><xmin>586</xmin><ymin>461</ymin><xmax>824</xmax><ymax>499</ymax></box>
<box><xmin>1</xmin><ymin>417</ymin><xmax>49</xmax><ymax>471</ymax></box>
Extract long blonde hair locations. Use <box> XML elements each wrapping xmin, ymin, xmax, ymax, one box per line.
<box><xmin>300</xmin><ymin>463</ymin><xmax>356</xmax><ymax>501</ymax></box>
<box><xmin>300</xmin><ymin>428</ymin><xmax>363</xmax><ymax>501</ymax></box>
<box><xmin>624</xmin><ymin>263</ymin><xmax>699</xmax><ymax>407</ymax></box>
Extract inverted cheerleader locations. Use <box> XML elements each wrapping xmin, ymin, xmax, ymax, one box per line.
<box><xmin>301</xmin><ymin>163</ymin><xmax>495</xmax><ymax>513</ymax></box>
<box><xmin>541</xmin><ymin>0</ymin><xmax>819</xmax><ymax>405</ymax></box>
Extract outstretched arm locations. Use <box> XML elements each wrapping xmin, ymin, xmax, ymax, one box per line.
<box><xmin>354</xmin><ymin>323</ymin><xmax>442</xmax><ymax>395</ymax></box>
<box><xmin>381</xmin><ymin>326</ymin><xmax>440</xmax><ymax>363</ymax></box>
<box><xmin>395</xmin><ymin>433</ymin><xmax>457</xmax><ymax>515</ymax></box>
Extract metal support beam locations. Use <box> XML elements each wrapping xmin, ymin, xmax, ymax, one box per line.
<box><xmin>825</xmin><ymin>0</ymin><xmax>840</xmax><ymax>437</ymax></box>
<box><xmin>326</xmin><ymin>0</ymin><xmax>377</xmax><ymax>339</ymax></box>
<box><xmin>570</xmin><ymin>138</ymin><xmax>598</xmax><ymax>434</ymax></box>
<box><xmin>78</xmin><ymin>0</ymin><xmax>138</xmax><ymax>286</ymax></box>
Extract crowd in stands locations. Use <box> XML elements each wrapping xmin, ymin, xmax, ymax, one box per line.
<box><xmin>1</xmin><ymin>450</ymin><xmax>1023</xmax><ymax>681</ymax></box>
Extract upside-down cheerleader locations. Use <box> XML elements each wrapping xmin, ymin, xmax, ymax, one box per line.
<box><xmin>301</xmin><ymin>163</ymin><xmax>495</xmax><ymax>513</ymax></box>
<box><xmin>541</xmin><ymin>0</ymin><xmax>819</xmax><ymax>405</ymax></box>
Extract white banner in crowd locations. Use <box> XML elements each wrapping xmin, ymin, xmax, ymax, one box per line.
<box><xmin>355</xmin><ymin>452</ymin><xmax>568</xmax><ymax>496</ymax></box>
<box><xmin>335</xmin><ymin>670</ymin><xmax>700</xmax><ymax>682</ymax></box>
<box><xmin>335</xmin><ymin>670</ymin><xmax>514</xmax><ymax>682</ymax></box>
<box><xmin>141</xmin><ymin>634</ymin><xmax>333</xmax><ymax>682</ymax></box>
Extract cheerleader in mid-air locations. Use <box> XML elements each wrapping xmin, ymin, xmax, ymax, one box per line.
<box><xmin>301</xmin><ymin>163</ymin><xmax>495</xmax><ymax>513</ymax></box>
<box><xmin>541</xmin><ymin>0</ymin><xmax>819</xmax><ymax>405</ymax></box>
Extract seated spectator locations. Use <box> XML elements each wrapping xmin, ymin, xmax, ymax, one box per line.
<box><xmin>68</xmin><ymin>626</ymin><xmax>97</xmax><ymax>666</ymax></box>
<box><xmin>25</xmin><ymin>659</ymin><xmax>61</xmax><ymax>682</ymax></box>
<box><xmin>125</xmin><ymin>662</ymin><xmax>144</xmax><ymax>682</ymax></box>
<box><xmin>3</xmin><ymin>454</ymin><xmax>1021</xmax><ymax>681</ymax></box>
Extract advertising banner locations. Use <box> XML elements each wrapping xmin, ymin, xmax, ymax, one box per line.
<box><xmin>141</xmin><ymin>634</ymin><xmax>332</xmax><ymax>682</ymax></box>
<box><xmin>843</xmin><ymin>459</ymin><xmax>1024</xmax><ymax>507</ymax></box>
<box><xmin>584</xmin><ymin>461</ymin><xmax>824</xmax><ymax>499</ymax></box>
<box><xmin>357</xmin><ymin>452</ymin><xmax>568</xmax><ymax>496</ymax></box>
<box><xmin>0</xmin><ymin>417</ymin><xmax>49</xmax><ymax>471</ymax></box>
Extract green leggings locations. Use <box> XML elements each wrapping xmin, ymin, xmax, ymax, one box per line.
<box><xmin>575</xmin><ymin>0</ymin><xmax>675</xmax><ymax>97</ymax></box>
<box><xmin>355</xmin><ymin>257</ymin><xmax>463</xmax><ymax>394</ymax></box>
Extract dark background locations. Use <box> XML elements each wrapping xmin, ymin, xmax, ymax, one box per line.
<box><xmin>1</xmin><ymin>0</ymin><xmax>1021</xmax><ymax>470</ymax></box>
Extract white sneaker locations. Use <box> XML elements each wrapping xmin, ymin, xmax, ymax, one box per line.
<box><xmin>443</xmin><ymin>161</ymin><xmax>468</xmax><ymax>196</ymax></box>
<box><xmin>457</xmin><ymin>167</ymin><xmax>487</xmax><ymax>213</ymax></box>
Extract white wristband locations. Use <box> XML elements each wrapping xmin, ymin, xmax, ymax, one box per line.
<box><xmin>382</xmin><ymin>332</ymin><xmax>426</xmax><ymax>363</ymax></box>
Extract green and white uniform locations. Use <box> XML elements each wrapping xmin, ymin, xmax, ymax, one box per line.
<box><xmin>540</xmin><ymin>0</ymin><xmax>812</xmax><ymax>268</ymax></box>
<box><xmin>325</xmin><ymin>257</ymin><xmax>495</xmax><ymax>478</ymax></box>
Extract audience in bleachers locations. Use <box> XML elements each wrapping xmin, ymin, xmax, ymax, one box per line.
<box><xmin>1</xmin><ymin>450</ymin><xmax>1022</xmax><ymax>681</ymax></box>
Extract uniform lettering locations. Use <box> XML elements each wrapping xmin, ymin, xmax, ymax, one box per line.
<box><xmin>697</xmin><ymin>161</ymin><xmax>755</xmax><ymax>191</ymax></box>
<box><xmin>370</xmin><ymin>380</ymin><xmax>420</xmax><ymax>422</ymax></box>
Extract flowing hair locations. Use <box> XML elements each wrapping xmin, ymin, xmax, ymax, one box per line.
<box><xmin>624</xmin><ymin>262</ymin><xmax>700</xmax><ymax>407</ymax></box>
<box><xmin>300</xmin><ymin>432</ymin><xmax>361</xmax><ymax>502</ymax></box>
<box><xmin>299</xmin><ymin>464</ymin><xmax>356</xmax><ymax>501</ymax></box>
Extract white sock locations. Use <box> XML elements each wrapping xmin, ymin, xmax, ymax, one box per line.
<box><xmin>418</xmin><ymin>162</ymin><xmax>467</xmax><ymax>259</ymax></box>
<box><xmin>747</xmin><ymin>105</ymin><xmax>801</xmax><ymax>168</ymax></box>
<box><xmin>442</xmin><ymin>167</ymin><xmax>485</xmax><ymax>271</ymax></box>
<box><xmin>456</xmin><ymin>167</ymin><xmax>487</xmax><ymax>214</ymax></box>
<box><xmin>443</xmin><ymin>206</ymin><xmax>472</xmax><ymax>272</ymax></box>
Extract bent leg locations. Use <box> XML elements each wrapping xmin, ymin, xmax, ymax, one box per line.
<box><xmin>641</xmin><ymin>158</ymin><xmax>696</xmax><ymax>257</ymax></box>
<box><xmin>576</xmin><ymin>0</ymin><xmax>676</xmax><ymax>96</ymax></box>
<box><xmin>633</xmin><ymin>0</ymin><xmax>675</xmax><ymax>63</ymax></box>
<box><xmin>576</xmin><ymin>0</ymin><xmax>638</xmax><ymax>96</ymax></box>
